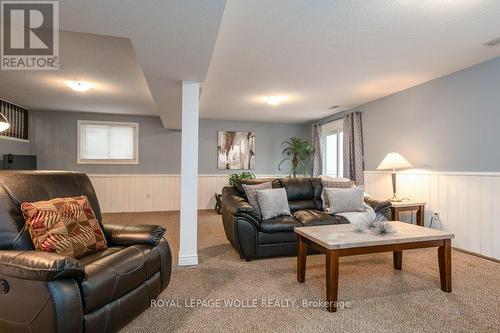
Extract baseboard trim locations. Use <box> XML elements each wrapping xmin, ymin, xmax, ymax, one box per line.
<box><xmin>178</xmin><ymin>254</ymin><xmax>199</xmax><ymax>266</ymax></box>
<box><xmin>452</xmin><ymin>247</ymin><xmax>499</xmax><ymax>263</ymax></box>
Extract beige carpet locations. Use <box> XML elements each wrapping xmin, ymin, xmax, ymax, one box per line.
<box><xmin>102</xmin><ymin>211</ymin><xmax>500</xmax><ymax>333</ymax></box>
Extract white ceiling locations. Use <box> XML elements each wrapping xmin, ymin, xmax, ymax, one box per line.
<box><xmin>200</xmin><ymin>0</ymin><xmax>500</xmax><ymax>123</ymax></box>
<box><xmin>60</xmin><ymin>0</ymin><xmax>227</xmax><ymax>129</ymax></box>
<box><xmin>1</xmin><ymin>1</ymin><xmax>500</xmax><ymax>127</ymax></box>
<box><xmin>0</xmin><ymin>30</ymin><xmax>157</xmax><ymax>116</ymax></box>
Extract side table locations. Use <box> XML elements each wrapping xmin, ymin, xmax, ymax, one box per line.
<box><xmin>215</xmin><ymin>192</ymin><xmax>222</xmax><ymax>214</ymax></box>
<box><xmin>390</xmin><ymin>201</ymin><xmax>426</xmax><ymax>227</ymax></box>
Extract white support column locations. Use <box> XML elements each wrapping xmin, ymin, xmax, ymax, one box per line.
<box><xmin>178</xmin><ymin>80</ymin><xmax>199</xmax><ymax>266</ymax></box>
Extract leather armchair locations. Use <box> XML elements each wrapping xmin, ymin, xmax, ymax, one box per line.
<box><xmin>103</xmin><ymin>224</ymin><xmax>167</xmax><ymax>246</ymax></box>
<box><xmin>0</xmin><ymin>171</ymin><xmax>172</xmax><ymax>333</ymax></box>
<box><xmin>0</xmin><ymin>250</ymin><xmax>85</xmax><ymax>282</ymax></box>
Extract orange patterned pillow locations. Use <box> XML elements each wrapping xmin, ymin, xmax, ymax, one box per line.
<box><xmin>21</xmin><ymin>196</ymin><xmax>107</xmax><ymax>259</ymax></box>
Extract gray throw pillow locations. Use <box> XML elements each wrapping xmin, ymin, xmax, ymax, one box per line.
<box><xmin>321</xmin><ymin>179</ymin><xmax>355</xmax><ymax>209</ymax></box>
<box><xmin>242</xmin><ymin>182</ymin><xmax>272</xmax><ymax>216</ymax></box>
<box><xmin>324</xmin><ymin>186</ymin><xmax>365</xmax><ymax>214</ymax></box>
<box><xmin>256</xmin><ymin>188</ymin><xmax>291</xmax><ymax>220</ymax></box>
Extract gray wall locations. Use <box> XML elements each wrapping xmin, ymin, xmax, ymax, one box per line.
<box><xmin>359</xmin><ymin>56</ymin><xmax>500</xmax><ymax>172</ymax></box>
<box><xmin>30</xmin><ymin>111</ymin><xmax>181</xmax><ymax>173</ymax></box>
<box><xmin>1</xmin><ymin>110</ymin><xmax>310</xmax><ymax>174</ymax></box>
<box><xmin>0</xmin><ymin>137</ymin><xmax>32</xmax><ymax>167</ymax></box>
<box><xmin>199</xmin><ymin>119</ymin><xmax>310</xmax><ymax>175</ymax></box>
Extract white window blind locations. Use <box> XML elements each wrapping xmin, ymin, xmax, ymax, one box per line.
<box><xmin>78</xmin><ymin>121</ymin><xmax>138</xmax><ymax>164</ymax></box>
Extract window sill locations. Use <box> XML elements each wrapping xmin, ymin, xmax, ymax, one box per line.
<box><xmin>77</xmin><ymin>160</ymin><xmax>139</xmax><ymax>165</ymax></box>
<box><xmin>0</xmin><ymin>136</ymin><xmax>29</xmax><ymax>143</ymax></box>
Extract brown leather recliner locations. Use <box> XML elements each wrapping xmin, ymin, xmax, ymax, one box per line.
<box><xmin>0</xmin><ymin>171</ymin><xmax>172</xmax><ymax>333</ymax></box>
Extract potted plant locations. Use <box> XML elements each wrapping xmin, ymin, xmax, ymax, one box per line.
<box><xmin>228</xmin><ymin>172</ymin><xmax>256</xmax><ymax>186</ymax></box>
<box><xmin>278</xmin><ymin>137</ymin><xmax>314</xmax><ymax>177</ymax></box>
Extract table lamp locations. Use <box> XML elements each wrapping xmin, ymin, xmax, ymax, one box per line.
<box><xmin>376</xmin><ymin>152</ymin><xmax>413</xmax><ymax>201</ymax></box>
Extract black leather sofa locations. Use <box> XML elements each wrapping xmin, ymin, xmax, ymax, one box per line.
<box><xmin>0</xmin><ymin>171</ymin><xmax>172</xmax><ymax>333</ymax></box>
<box><xmin>222</xmin><ymin>177</ymin><xmax>390</xmax><ymax>261</ymax></box>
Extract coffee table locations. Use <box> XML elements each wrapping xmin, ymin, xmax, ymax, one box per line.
<box><xmin>294</xmin><ymin>221</ymin><xmax>454</xmax><ymax>312</ymax></box>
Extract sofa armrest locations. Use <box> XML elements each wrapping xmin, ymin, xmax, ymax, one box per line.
<box><xmin>103</xmin><ymin>224</ymin><xmax>166</xmax><ymax>246</ymax></box>
<box><xmin>221</xmin><ymin>186</ymin><xmax>261</xmax><ymax>222</ymax></box>
<box><xmin>364</xmin><ymin>197</ymin><xmax>391</xmax><ymax>219</ymax></box>
<box><xmin>0</xmin><ymin>250</ymin><xmax>85</xmax><ymax>282</ymax></box>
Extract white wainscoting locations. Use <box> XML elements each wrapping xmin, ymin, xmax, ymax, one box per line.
<box><xmin>89</xmin><ymin>174</ymin><xmax>280</xmax><ymax>213</ymax></box>
<box><xmin>365</xmin><ymin>171</ymin><xmax>500</xmax><ymax>260</ymax></box>
<box><xmin>90</xmin><ymin>171</ymin><xmax>499</xmax><ymax>260</ymax></box>
<box><xmin>89</xmin><ymin>175</ymin><xmax>181</xmax><ymax>213</ymax></box>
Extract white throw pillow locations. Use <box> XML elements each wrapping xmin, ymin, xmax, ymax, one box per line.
<box><xmin>321</xmin><ymin>179</ymin><xmax>355</xmax><ymax>209</ymax></box>
<box><xmin>324</xmin><ymin>186</ymin><xmax>365</xmax><ymax>214</ymax></box>
<box><xmin>256</xmin><ymin>188</ymin><xmax>291</xmax><ymax>220</ymax></box>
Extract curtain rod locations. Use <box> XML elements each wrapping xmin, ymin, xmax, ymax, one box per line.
<box><xmin>314</xmin><ymin>109</ymin><xmax>362</xmax><ymax>126</ymax></box>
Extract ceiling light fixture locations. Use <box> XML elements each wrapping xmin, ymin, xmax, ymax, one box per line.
<box><xmin>66</xmin><ymin>80</ymin><xmax>92</xmax><ymax>92</ymax></box>
<box><xmin>484</xmin><ymin>37</ymin><xmax>500</xmax><ymax>47</ymax></box>
<box><xmin>264</xmin><ymin>95</ymin><xmax>287</xmax><ymax>106</ymax></box>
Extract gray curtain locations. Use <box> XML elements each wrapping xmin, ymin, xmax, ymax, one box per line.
<box><xmin>343</xmin><ymin>112</ymin><xmax>364</xmax><ymax>185</ymax></box>
<box><xmin>311</xmin><ymin>123</ymin><xmax>322</xmax><ymax>177</ymax></box>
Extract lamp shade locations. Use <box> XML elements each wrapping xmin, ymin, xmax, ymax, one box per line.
<box><xmin>0</xmin><ymin>113</ymin><xmax>10</xmax><ymax>132</ymax></box>
<box><xmin>377</xmin><ymin>152</ymin><xmax>412</xmax><ymax>171</ymax></box>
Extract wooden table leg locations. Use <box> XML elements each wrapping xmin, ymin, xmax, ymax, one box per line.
<box><xmin>438</xmin><ymin>239</ymin><xmax>452</xmax><ymax>292</ymax></box>
<box><xmin>393</xmin><ymin>251</ymin><xmax>403</xmax><ymax>270</ymax></box>
<box><xmin>297</xmin><ymin>235</ymin><xmax>307</xmax><ymax>283</ymax></box>
<box><xmin>417</xmin><ymin>205</ymin><xmax>425</xmax><ymax>226</ymax></box>
<box><xmin>391</xmin><ymin>207</ymin><xmax>398</xmax><ymax>221</ymax></box>
<box><xmin>325</xmin><ymin>250</ymin><xmax>339</xmax><ymax>312</ymax></box>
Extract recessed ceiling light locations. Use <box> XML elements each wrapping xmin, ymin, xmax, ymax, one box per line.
<box><xmin>264</xmin><ymin>95</ymin><xmax>287</xmax><ymax>106</ymax></box>
<box><xmin>66</xmin><ymin>80</ymin><xmax>92</xmax><ymax>92</ymax></box>
<box><xmin>484</xmin><ymin>37</ymin><xmax>500</xmax><ymax>47</ymax></box>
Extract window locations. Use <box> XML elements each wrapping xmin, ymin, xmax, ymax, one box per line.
<box><xmin>0</xmin><ymin>99</ymin><xmax>30</xmax><ymax>142</ymax></box>
<box><xmin>322</xmin><ymin>120</ymin><xmax>343</xmax><ymax>178</ymax></box>
<box><xmin>78</xmin><ymin>121</ymin><xmax>138</xmax><ymax>164</ymax></box>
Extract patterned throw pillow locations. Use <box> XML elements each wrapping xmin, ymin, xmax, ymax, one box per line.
<box><xmin>321</xmin><ymin>179</ymin><xmax>355</xmax><ymax>209</ymax></box>
<box><xmin>242</xmin><ymin>182</ymin><xmax>272</xmax><ymax>218</ymax></box>
<box><xmin>21</xmin><ymin>196</ymin><xmax>107</xmax><ymax>259</ymax></box>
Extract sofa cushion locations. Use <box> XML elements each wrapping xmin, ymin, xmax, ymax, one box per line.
<box><xmin>0</xmin><ymin>171</ymin><xmax>103</xmax><ymax>251</ymax></box>
<box><xmin>260</xmin><ymin>215</ymin><xmax>302</xmax><ymax>233</ymax></box>
<box><xmin>234</xmin><ymin>178</ymin><xmax>281</xmax><ymax>197</ymax></box>
<box><xmin>279</xmin><ymin>178</ymin><xmax>322</xmax><ymax>211</ymax></box>
<box><xmin>293</xmin><ymin>209</ymin><xmax>349</xmax><ymax>226</ymax></box>
<box><xmin>80</xmin><ymin>244</ymin><xmax>160</xmax><ymax>313</ymax></box>
<box><xmin>20</xmin><ymin>196</ymin><xmax>107</xmax><ymax>259</ymax></box>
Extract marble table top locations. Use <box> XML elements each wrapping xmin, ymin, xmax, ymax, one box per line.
<box><xmin>295</xmin><ymin>221</ymin><xmax>454</xmax><ymax>250</ymax></box>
